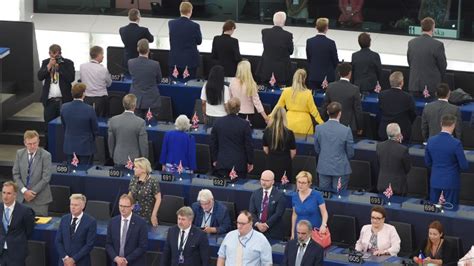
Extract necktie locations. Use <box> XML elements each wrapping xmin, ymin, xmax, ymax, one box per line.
<box><xmin>295</xmin><ymin>243</ymin><xmax>306</xmax><ymax>266</ymax></box>
<box><xmin>178</xmin><ymin>230</ymin><xmax>185</xmax><ymax>252</ymax></box>
<box><xmin>26</xmin><ymin>153</ymin><xmax>34</xmax><ymax>188</ymax></box>
<box><xmin>3</xmin><ymin>207</ymin><xmax>11</xmax><ymax>232</ymax></box>
<box><xmin>70</xmin><ymin>217</ymin><xmax>78</xmax><ymax>236</ymax></box>
<box><xmin>119</xmin><ymin>219</ymin><xmax>129</xmax><ymax>257</ymax></box>
<box><xmin>260</xmin><ymin>191</ymin><xmax>269</xmax><ymax>223</ymax></box>
<box><xmin>235</xmin><ymin>236</ymin><xmax>244</xmax><ymax>266</ymax></box>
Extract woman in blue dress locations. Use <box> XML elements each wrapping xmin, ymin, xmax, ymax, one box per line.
<box><xmin>291</xmin><ymin>171</ymin><xmax>329</xmax><ymax>239</ymax></box>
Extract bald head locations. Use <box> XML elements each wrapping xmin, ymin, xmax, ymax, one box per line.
<box><xmin>260</xmin><ymin>170</ymin><xmax>275</xmax><ymax>189</ymax></box>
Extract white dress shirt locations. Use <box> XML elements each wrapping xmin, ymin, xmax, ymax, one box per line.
<box><xmin>3</xmin><ymin>202</ymin><xmax>16</xmax><ymax>249</ymax></box>
<box><xmin>70</xmin><ymin>211</ymin><xmax>84</xmax><ymax>233</ymax></box>
<box><xmin>178</xmin><ymin>226</ymin><xmax>191</xmax><ymax>250</ymax></box>
<box><xmin>80</xmin><ymin>60</ymin><xmax>112</xmax><ymax>97</ymax></box>
<box><xmin>120</xmin><ymin>213</ymin><xmax>133</xmax><ymax>240</ymax></box>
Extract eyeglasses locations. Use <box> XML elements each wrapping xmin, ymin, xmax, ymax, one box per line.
<box><xmin>236</xmin><ymin>221</ymin><xmax>250</xmax><ymax>226</ymax></box>
<box><xmin>371</xmin><ymin>216</ymin><xmax>384</xmax><ymax>221</ymax></box>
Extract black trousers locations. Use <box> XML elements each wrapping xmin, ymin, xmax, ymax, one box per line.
<box><xmin>0</xmin><ymin>249</ymin><xmax>25</xmax><ymax>266</ymax></box>
<box><xmin>43</xmin><ymin>98</ymin><xmax>62</xmax><ymax>151</ymax></box>
<box><xmin>84</xmin><ymin>96</ymin><xmax>109</xmax><ymax>118</ymax></box>
<box><xmin>66</xmin><ymin>154</ymin><xmax>93</xmax><ymax>167</ymax></box>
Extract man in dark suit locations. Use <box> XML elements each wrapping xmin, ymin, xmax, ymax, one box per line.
<box><xmin>378</xmin><ymin>72</ymin><xmax>416</xmax><ymax>143</ymax></box>
<box><xmin>281</xmin><ymin>220</ymin><xmax>324</xmax><ymax>266</ymax></box>
<box><xmin>0</xmin><ymin>181</ymin><xmax>35</xmax><ymax>266</ymax></box>
<box><xmin>322</xmin><ymin>63</ymin><xmax>363</xmax><ymax>134</ymax></box>
<box><xmin>60</xmin><ymin>83</ymin><xmax>98</xmax><ymax>166</ymax></box>
<box><xmin>376</xmin><ymin>123</ymin><xmax>411</xmax><ymax>195</ymax></box>
<box><xmin>106</xmin><ymin>194</ymin><xmax>148</xmax><ymax>266</ymax></box>
<box><xmin>422</xmin><ymin>83</ymin><xmax>462</xmax><ymax>141</ymax></box>
<box><xmin>128</xmin><ymin>39</ymin><xmax>162</xmax><ymax>121</ymax></box>
<box><xmin>351</xmin><ymin>32</ymin><xmax>382</xmax><ymax>94</ymax></box>
<box><xmin>306</xmin><ymin>18</ymin><xmax>339</xmax><ymax>91</ymax></box>
<box><xmin>211</xmin><ymin>97</ymin><xmax>254</xmax><ymax>179</ymax></box>
<box><xmin>12</xmin><ymin>130</ymin><xmax>52</xmax><ymax>216</ymax></box>
<box><xmin>248</xmin><ymin>170</ymin><xmax>286</xmax><ymax>239</ymax></box>
<box><xmin>257</xmin><ymin>11</ymin><xmax>294</xmax><ymax>86</ymax></box>
<box><xmin>425</xmin><ymin>114</ymin><xmax>468</xmax><ymax>205</ymax></box>
<box><xmin>55</xmin><ymin>193</ymin><xmax>97</xmax><ymax>266</ymax></box>
<box><xmin>407</xmin><ymin>17</ymin><xmax>447</xmax><ymax>98</ymax></box>
<box><xmin>37</xmin><ymin>44</ymin><xmax>75</xmax><ymax>149</ymax></box>
<box><xmin>161</xmin><ymin>207</ymin><xmax>210</xmax><ymax>266</ymax></box>
<box><xmin>191</xmin><ymin>189</ymin><xmax>231</xmax><ymax>234</ymax></box>
<box><xmin>211</xmin><ymin>20</ymin><xmax>242</xmax><ymax>77</ymax></box>
<box><xmin>108</xmin><ymin>94</ymin><xmax>148</xmax><ymax>166</ymax></box>
<box><xmin>119</xmin><ymin>9</ymin><xmax>154</xmax><ymax>72</ymax></box>
<box><xmin>168</xmin><ymin>2</ymin><xmax>202</xmax><ymax>80</ymax></box>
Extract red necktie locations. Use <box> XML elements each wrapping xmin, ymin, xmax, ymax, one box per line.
<box><xmin>260</xmin><ymin>191</ymin><xmax>269</xmax><ymax>223</ymax></box>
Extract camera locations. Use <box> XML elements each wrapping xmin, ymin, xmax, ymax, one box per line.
<box><xmin>55</xmin><ymin>56</ymin><xmax>64</xmax><ymax>64</ymax></box>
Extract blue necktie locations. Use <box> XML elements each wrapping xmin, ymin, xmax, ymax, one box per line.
<box><xmin>26</xmin><ymin>153</ymin><xmax>34</xmax><ymax>188</ymax></box>
<box><xmin>3</xmin><ymin>207</ymin><xmax>11</xmax><ymax>232</ymax></box>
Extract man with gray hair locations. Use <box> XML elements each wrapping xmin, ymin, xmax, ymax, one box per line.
<box><xmin>161</xmin><ymin>206</ymin><xmax>210</xmax><ymax>266</ymax></box>
<box><xmin>377</xmin><ymin>71</ymin><xmax>416</xmax><ymax>142</ymax></box>
<box><xmin>108</xmin><ymin>93</ymin><xmax>148</xmax><ymax>166</ymax></box>
<box><xmin>55</xmin><ymin>194</ymin><xmax>97</xmax><ymax>266</ymax></box>
<box><xmin>191</xmin><ymin>189</ymin><xmax>232</xmax><ymax>234</ymax></box>
<box><xmin>281</xmin><ymin>220</ymin><xmax>324</xmax><ymax>266</ymax></box>
<box><xmin>376</xmin><ymin>123</ymin><xmax>411</xmax><ymax>195</ymax></box>
<box><xmin>257</xmin><ymin>11</ymin><xmax>294</xmax><ymax>86</ymax></box>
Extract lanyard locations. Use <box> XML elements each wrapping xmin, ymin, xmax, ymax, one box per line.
<box><xmin>238</xmin><ymin>230</ymin><xmax>254</xmax><ymax>248</ymax></box>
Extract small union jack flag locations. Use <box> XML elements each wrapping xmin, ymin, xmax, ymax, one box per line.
<box><xmin>71</xmin><ymin>152</ymin><xmax>79</xmax><ymax>167</ymax></box>
<box><xmin>438</xmin><ymin>191</ymin><xmax>446</xmax><ymax>205</ymax></box>
<box><xmin>172</xmin><ymin>65</ymin><xmax>179</xmax><ymax>78</ymax></box>
<box><xmin>183</xmin><ymin>66</ymin><xmax>190</xmax><ymax>79</ymax></box>
<box><xmin>337</xmin><ymin>176</ymin><xmax>342</xmax><ymax>193</ymax></box>
<box><xmin>423</xmin><ymin>85</ymin><xmax>431</xmax><ymax>98</ymax></box>
<box><xmin>374</xmin><ymin>81</ymin><xmax>382</xmax><ymax>93</ymax></box>
<box><xmin>269</xmin><ymin>72</ymin><xmax>276</xmax><ymax>87</ymax></box>
<box><xmin>146</xmin><ymin>108</ymin><xmax>153</xmax><ymax>122</ymax></box>
<box><xmin>383</xmin><ymin>183</ymin><xmax>393</xmax><ymax>199</ymax></box>
<box><xmin>191</xmin><ymin>112</ymin><xmax>199</xmax><ymax>128</ymax></box>
<box><xmin>177</xmin><ymin>160</ymin><xmax>184</xmax><ymax>175</ymax></box>
<box><xmin>281</xmin><ymin>171</ymin><xmax>289</xmax><ymax>185</ymax></box>
<box><xmin>229</xmin><ymin>166</ymin><xmax>238</xmax><ymax>180</ymax></box>
<box><xmin>321</xmin><ymin>76</ymin><xmax>329</xmax><ymax>90</ymax></box>
<box><xmin>417</xmin><ymin>250</ymin><xmax>425</xmax><ymax>264</ymax></box>
<box><xmin>125</xmin><ymin>156</ymin><xmax>134</xmax><ymax>170</ymax></box>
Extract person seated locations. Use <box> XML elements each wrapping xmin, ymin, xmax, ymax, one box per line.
<box><xmin>459</xmin><ymin>245</ymin><xmax>474</xmax><ymax>265</ymax></box>
<box><xmin>412</xmin><ymin>220</ymin><xmax>457</xmax><ymax>265</ymax></box>
<box><xmin>191</xmin><ymin>189</ymin><xmax>232</xmax><ymax>234</ymax></box>
<box><xmin>355</xmin><ymin>206</ymin><xmax>401</xmax><ymax>256</ymax></box>
<box><xmin>159</xmin><ymin>115</ymin><xmax>197</xmax><ymax>173</ymax></box>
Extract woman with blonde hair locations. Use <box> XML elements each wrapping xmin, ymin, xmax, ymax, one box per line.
<box><xmin>263</xmin><ymin>106</ymin><xmax>296</xmax><ymax>182</ymax></box>
<box><xmin>273</xmin><ymin>69</ymin><xmax>324</xmax><ymax>134</ymax></box>
<box><xmin>230</xmin><ymin>60</ymin><xmax>268</xmax><ymax>126</ymax></box>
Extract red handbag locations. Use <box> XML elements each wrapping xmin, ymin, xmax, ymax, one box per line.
<box><xmin>312</xmin><ymin>227</ymin><xmax>332</xmax><ymax>248</ymax></box>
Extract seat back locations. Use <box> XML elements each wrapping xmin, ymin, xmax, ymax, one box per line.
<box><xmin>219</xmin><ymin>200</ymin><xmax>236</xmax><ymax>229</ymax></box>
<box><xmin>148</xmin><ymin>140</ymin><xmax>155</xmax><ymax>169</ymax></box>
<box><xmin>248</xmin><ymin>149</ymin><xmax>266</xmax><ymax>179</ymax></box>
<box><xmin>444</xmin><ymin>236</ymin><xmax>463</xmax><ymax>262</ymax></box>
<box><xmin>85</xmin><ymin>200</ymin><xmax>111</xmax><ymax>221</ymax></box>
<box><xmin>193</xmin><ymin>99</ymin><xmax>205</xmax><ymax>123</ymax></box>
<box><xmin>147</xmin><ymin>251</ymin><xmax>162</xmax><ymax>266</ymax></box>
<box><xmin>410</xmin><ymin>116</ymin><xmax>423</xmax><ymax>144</ymax></box>
<box><xmin>195</xmin><ymin>143</ymin><xmax>211</xmax><ymax>174</ymax></box>
<box><xmin>380</xmin><ymin>68</ymin><xmax>391</xmax><ymax>91</ymax></box>
<box><xmin>108</xmin><ymin>91</ymin><xmax>126</xmax><ymax>117</ymax></box>
<box><xmin>158</xmin><ymin>96</ymin><xmax>173</xmax><ymax>122</ymax></box>
<box><xmin>460</xmin><ymin>173</ymin><xmax>474</xmax><ymax>205</ymax></box>
<box><xmin>158</xmin><ymin>195</ymin><xmax>184</xmax><ymax>225</ymax></box>
<box><xmin>252</xmin><ymin>103</ymin><xmax>271</xmax><ymax>129</ymax></box>
<box><xmin>25</xmin><ymin>240</ymin><xmax>46</xmax><ymax>266</ymax></box>
<box><xmin>329</xmin><ymin>214</ymin><xmax>358</xmax><ymax>248</ymax></box>
<box><xmin>389</xmin><ymin>221</ymin><xmax>414</xmax><ymax>257</ymax></box>
<box><xmin>49</xmin><ymin>185</ymin><xmax>71</xmax><ymax>216</ymax></box>
<box><xmin>270</xmin><ymin>208</ymin><xmax>293</xmax><ymax>241</ymax></box>
<box><xmin>406</xmin><ymin>167</ymin><xmax>428</xmax><ymax>199</ymax></box>
<box><xmin>93</xmin><ymin>136</ymin><xmax>106</xmax><ymax>165</ymax></box>
<box><xmin>361</xmin><ymin>111</ymin><xmax>377</xmax><ymax>140</ymax></box>
<box><xmin>292</xmin><ymin>155</ymin><xmax>317</xmax><ymax>185</ymax></box>
<box><xmin>91</xmin><ymin>246</ymin><xmax>107</xmax><ymax>266</ymax></box>
<box><xmin>461</xmin><ymin>121</ymin><xmax>474</xmax><ymax>149</ymax></box>
<box><xmin>348</xmin><ymin>160</ymin><xmax>372</xmax><ymax>191</ymax></box>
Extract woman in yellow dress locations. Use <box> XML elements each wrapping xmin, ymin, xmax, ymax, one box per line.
<box><xmin>273</xmin><ymin>69</ymin><xmax>324</xmax><ymax>134</ymax></box>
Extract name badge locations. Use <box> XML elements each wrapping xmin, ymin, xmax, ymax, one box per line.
<box><xmin>178</xmin><ymin>253</ymin><xmax>184</xmax><ymax>263</ymax></box>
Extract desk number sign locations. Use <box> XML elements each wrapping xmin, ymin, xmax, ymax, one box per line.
<box><xmin>161</xmin><ymin>173</ymin><xmax>175</xmax><ymax>182</ymax></box>
<box><xmin>212</xmin><ymin>178</ymin><xmax>226</xmax><ymax>187</ymax></box>
<box><xmin>348</xmin><ymin>253</ymin><xmax>363</xmax><ymax>264</ymax></box>
<box><xmin>370</xmin><ymin>196</ymin><xmax>384</xmax><ymax>205</ymax></box>
<box><xmin>423</xmin><ymin>202</ymin><xmax>438</xmax><ymax>213</ymax></box>
<box><xmin>56</xmin><ymin>164</ymin><xmax>69</xmax><ymax>173</ymax></box>
<box><xmin>109</xmin><ymin>168</ymin><xmax>122</xmax><ymax>177</ymax></box>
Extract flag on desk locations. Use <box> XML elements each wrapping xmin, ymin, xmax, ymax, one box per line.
<box><xmin>321</xmin><ymin>76</ymin><xmax>329</xmax><ymax>90</ymax></box>
<box><xmin>191</xmin><ymin>112</ymin><xmax>199</xmax><ymax>128</ymax></box>
<box><xmin>281</xmin><ymin>171</ymin><xmax>289</xmax><ymax>185</ymax></box>
<box><xmin>172</xmin><ymin>65</ymin><xmax>179</xmax><ymax>78</ymax></box>
<box><xmin>177</xmin><ymin>160</ymin><xmax>184</xmax><ymax>175</ymax></box>
<box><xmin>337</xmin><ymin>176</ymin><xmax>342</xmax><ymax>193</ymax></box>
<box><xmin>438</xmin><ymin>191</ymin><xmax>446</xmax><ymax>205</ymax></box>
<box><xmin>125</xmin><ymin>156</ymin><xmax>134</xmax><ymax>170</ymax></box>
<box><xmin>146</xmin><ymin>108</ymin><xmax>153</xmax><ymax>122</ymax></box>
<box><xmin>269</xmin><ymin>72</ymin><xmax>276</xmax><ymax>87</ymax></box>
<box><xmin>374</xmin><ymin>81</ymin><xmax>382</xmax><ymax>93</ymax></box>
<box><xmin>423</xmin><ymin>85</ymin><xmax>431</xmax><ymax>98</ymax></box>
<box><xmin>71</xmin><ymin>152</ymin><xmax>79</xmax><ymax>167</ymax></box>
<box><xmin>383</xmin><ymin>183</ymin><xmax>393</xmax><ymax>199</ymax></box>
<box><xmin>183</xmin><ymin>66</ymin><xmax>190</xmax><ymax>79</ymax></box>
<box><xmin>229</xmin><ymin>166</ymin><xmax>238</xmax><ymax>180</ymax></box>
<box><xmin>417</xmin><ymin>250</ymin><xmax>425</xmax><ymax>264</ymax></box>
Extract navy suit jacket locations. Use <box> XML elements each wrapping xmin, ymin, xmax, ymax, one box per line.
<box><xmin>281</xmin><ymin>239</ymin><xmax>324</xmax><ymax>266</ymax></box>
<box><xmin>191</xmin><ymin>201</ymin><xmax>231</xmax><ymax>234</ymax></box>
<box><xmin>105</xmin><ymin>214</ymin><xmax>148</xmax><ymax>266</ymax></box>
<box><xmin>306</xmin><ymin>34</ymin><xmax>339</xmax><ymax>84</ymax></box>
<box><xmin>160</xmin><ymin>225</ymin><xmax>210</xmax><ymax>266</ymax></box>
<box><xmin>425</xmin><ymin>132</ymin><xmax>468</xmax><ymax>189</ymax></box>
<box><xmin>168</xmin><ymin>17</ymin><xmax>202</xmax><ymax>68</ymax></box>
<box><xmin>119</xmin><ymin>23</ymin><xmax>154</xmax><ymax>68</ymax></box>
<box><xmin>55</xmin><ymin>213</ymin><xmax>97</xmax><ymax>266</ymax></box>
<box><xmin>0</xmin><ymin>202</ymin><xmax>35</xmax><ymax>262</ymax></box>
<box><xmin>61</xmin><ymin>100</ymin><xmax>99</xmax><ymax>156</ymax></box>
<box><xmin>248</xmin><ymin>187</ymin><xmax>286</xmax><ymax>239</ymax></box>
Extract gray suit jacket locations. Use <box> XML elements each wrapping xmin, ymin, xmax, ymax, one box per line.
<box><xmin>421</xmin><ymin>99</ymin><xmax>462</xmax><ymax>140</ymax></box>
<box><xmin>314</xmin><ymin>120</ymin><xmax>354</xmax><ymax>176</ymax></box>
<box><xmin>376</xmin><ymin>139</ymin><xmax>411</xmax><ymax>195</ymax></box>
<box><xmin>128</xmin><ymin>56</ymin><xmax>162</xmax><ymax>109</ymax></box>
<box><xmin>407</xmin><ymin>34</ymin><xmax>447</xmax><ymax>94</ymax></box>
<box><xmin>323</xmin><ymin>79</ymin><xmax>363</xmax><ymax>131</ymax></box>
<box><xmin>108</xmin><ymin>111</ymin><xmax>149</xmax><ymax>165</ymax></box>
<box><xmin>12</xmin><ymin>147</ymin><xmax>52</xmax><ymax>206</ymax></box>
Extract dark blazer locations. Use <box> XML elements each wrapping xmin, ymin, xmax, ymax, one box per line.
<box><xmin>119</xmin><ymin>23</ymin><xmax>154</xmax><ymax>68</ymax></box>
<box><xmin>257</xmin><ymin>26</ymin><xmax>294</xmax><ymax>85</ymax></box>
<box><xmin>168</xmin><ymin>17</ymin><xmax>202</xmax><ymax>68</ymax></box>
<box><xmin>210</xmin><ymin>114</ymin><xmax>254</xmax><ymax>174</ymax></box>
<box><xmin>191</xmin><ymin>201</ymin><xmax>231</xmax><ymax>234</ymax></box>
<box><xmin>0</xmin><ymin>202</ymin><xmax>35</xmax><ymax>263</ymax></box>
<box><xmin>425</xmin><ymin>132</ymin><xmax>468</xmax><ymax>189</ymax></box>
<box><xmin>376</xmin><ymin>139</ymin><xmax>411</xmax><ymax>195</ymax></box>
<box><xmin>378</xmin><ymin>88</ymin><xmax>417</xmax><ymax>142</ymax></box>
<box><xmin>248</xmin><ymin>187</ymin><xmax>286</xmax><ymax>239</ymax></box>
<box><xmin>281</xmin><ymin>239</ymin><xmax>324</xmax><ymax>266</ymax></box>
<box><xmin>160</xmin><ymin>225</ymin><xmax>210</xmax><ymax>266</ymax></box>
<box><xmin>322</xmin><ymin>79</ymin><xmax>363</xmax><ymax>131</ymax></box>
<box><xmin>306</xmin><ymin>34</ymin><xmax>339</xmax><ymax>85</ymax></box>
<box><xmin>407</xmin><ymin>34</ymin><xmax>447</xmax><ymax>94</ymax></box>
<box><xmin>61</xmin><ymin>100</ymin><xmax>99</xmax><ymax>156</ymax></box>
<box><xmin>105</xmin><ymin>214</ymin><xmax>148</xmax><ymax>266</ymax></box>
<box><xmin>211</xmin><ymin>34</ymin><xmax>242</xmax><ymax>77</ymax></box>
<box><xmin>411</xmin><ymin>238</ymin><xmax>457</xmax><ymax>265</ymax></box>
<box><xmin>351</xmin><ymin>48</ymin><xmax>382</xmax><ymax>92</ymax></box>
<box><xmin>421</xmin><ymin>100</ymin><xmax>462</xmax><ymax>140</ymax></box>
<box><xmin>37</xmin><ymin>57</ymin><xmax>75</xmax><ymax>105</ymax></box>
<box><xmin>55</xmin><ymin>213</ymin><xmax>97</xmax><ymax>266</ymax></box>
<box><xmin>128</xmin><ymin>56</ymin><xmax>162</xmax><ymax>109</ymax></box>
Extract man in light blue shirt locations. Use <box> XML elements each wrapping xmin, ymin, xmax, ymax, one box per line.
<box><xmin>217</xmin><ymin>210</ymin><xmax>273</xmax><ymax>266</ymax></box>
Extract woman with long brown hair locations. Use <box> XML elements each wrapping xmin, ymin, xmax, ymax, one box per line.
<box><xmin>412</xmin><ymin>220</ymin><xmax>456</xmax><ymax>265</ymax></box>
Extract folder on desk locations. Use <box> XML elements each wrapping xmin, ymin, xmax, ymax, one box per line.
<box><xmin>35</xmin><ymin>217</ymin><xmax>53</xmax><ymax>224</ymax></box>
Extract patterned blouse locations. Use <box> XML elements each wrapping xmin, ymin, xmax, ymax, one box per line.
<box><xmin>128</xmin><ymin>175</ymin><xmax>161</xmax><ymax>224</ymax></box>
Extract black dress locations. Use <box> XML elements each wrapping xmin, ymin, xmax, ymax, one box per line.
<box><xmin>262</xmin><ymin>127</ymin><xmax>296</xmax><ymax>183</ymax></box>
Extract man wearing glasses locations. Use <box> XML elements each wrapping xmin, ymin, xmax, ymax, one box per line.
<box><xmin>191</xmin><ymin>189</ymin><xmax>232</xmax><ymax>234</ymax></box>
<box><xmin>217</xmin><ymin>210</ymin><xmax>272</xmax><ymax>266</ymax></box>
<box><xmin>106</xmin><ymin>194</ymin><xmax>148</xmax><ymax>266</ymax></box>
